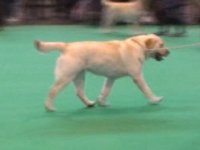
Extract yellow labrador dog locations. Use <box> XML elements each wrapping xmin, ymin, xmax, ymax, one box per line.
<box><xmin>101</xmin><ymin>0</ymin><xmax>145</xmax><ymax>33</ymax></box>
<box><xmin>35</xmin><ymin>34</ymin><xmax>169</xmax><ymax>111</ymax></box>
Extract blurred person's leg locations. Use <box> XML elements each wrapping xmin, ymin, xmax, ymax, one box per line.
<box><xmin>4</xmin><ymin>0</ymin><xmax>15</xmax><ymax>19</ymax></box>
<box><xmin>152</xmin><ymin>0</ymin><xmax>188</xmax><ymax>37</ymax></box>
<box><xmin>155</xmin><ymin>25</ymin><xmax>170</xmax><ymax>36</ymax></box>
<box><xmin>70</xmin><ymin>0</ymin><xmax>101</xmax><ymax>24</ymax></box>
<box><xmin>152</xmin><ymin>0</ymin><xmax>170</xmax><ymax>36</ymax></box>
<box><xmin>56</xmin><ymin>0</ymin><xmax>79</xmax><ymax>18</ymax></box>
<box><xmin>6</xmin><ymin>0</ymin><xmax>24</xmax><ymax>23</ymax></box>
<box><xmin>173</xmin><ymin>26</ymin><xmax>186</xmax><ymax>37</ymax></box>
<box><xmin>12</xmin><ymin>0</ymin><xmax>24</xmax><ymax>20</ymax></box>
<box><xmin>167</xmin><ymin>6</ymin><xmax>188</xmax><ymax>37</ymax></box>
<box><xmin>154</xmin><ymin>10</ymin><xmax>170</xmax><ymax>36</ymax></box>
<box><xmin>3</xmin><ymin>0</ymin><xmax>21</xmax><ymax>23</ymax></box>
<box><xmin>0</xmin><ymin>0</ymin><xmax>5</xmax><ymax>30</ymax></box>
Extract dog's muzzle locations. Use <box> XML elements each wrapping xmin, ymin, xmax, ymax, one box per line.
<box><xmin>154</xmin><ymin>49</ymin><xmax>170</xmax><ymax>61</ymax></box>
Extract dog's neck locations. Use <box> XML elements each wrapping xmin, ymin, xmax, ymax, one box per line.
<box><xmin>131</xmin><ymin>39</ymin><xmax>144</xmax><ymax>49</ymax></box>
<box><xmin>130</xmin><ymin>39</ymin><xmax>150</xmax><ymax>59</ymax></box>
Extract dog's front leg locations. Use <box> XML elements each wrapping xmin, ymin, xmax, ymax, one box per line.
<box><xmin>97</xmin><ymin>78</ymin><xmax>115</xmax><ymax>106</ymax></box>
<box><xmin>132</xmin><ymin>73</ymin><xmax>163</xmax><ymax>104</ymax></box>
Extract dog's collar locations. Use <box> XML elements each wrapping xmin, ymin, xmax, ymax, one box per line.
<box><xmin>131</xmin><ymin>39</ymin><xmax>151</xmax><ymax>59</ymax></box>
<box><xmin>131</xmin><ymin>39</ymin><xmax>145</xmax><ymax>49</ymax></box>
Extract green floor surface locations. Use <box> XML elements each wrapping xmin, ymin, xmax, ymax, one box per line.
<box><xmin>0</xmin><ymin>25</ymin><xmax>200</xmax><ymax>150</ymax></box>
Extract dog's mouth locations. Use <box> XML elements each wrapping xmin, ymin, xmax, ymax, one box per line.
<box><xmin>154</xmin><ymin>50</ymin><xmax>170</xmax><ymax>61</ymax></box>
<box><xmin>154</xmin><ymin>53</ymin><xmax>164</xmax><ymax>61</ymax></box>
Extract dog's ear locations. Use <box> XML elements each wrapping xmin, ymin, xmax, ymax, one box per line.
<box><xmin>145</xmin><ymin>38</ymin><xmax>156</xmax><ymax>49</ymax></box>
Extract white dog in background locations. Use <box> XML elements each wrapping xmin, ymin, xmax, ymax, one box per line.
<box><xmin>101</xmin><ymin>0</ymin><xmax>146</xmax><ymax>33</ymax></box>
<box><xmin>35</xmin><ymin>34</ymin><xmax>169</xmax><ymax>111</ymax></box>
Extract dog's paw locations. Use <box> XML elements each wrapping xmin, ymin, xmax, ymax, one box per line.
<box><xmin>45</xmin><ymin>101</ymin><xmax>56</xmax><ymax>112</ymax></box>
<box><xmin>86</xmin><ymin>101</ymin><xmax>96</xmax><ymax>108</ymax></box>
<box><xmin>97</xmin><ymin>100</ymin><xmax>111</xmax><ymax>107</ymax></box>
<box><xmin>149</xmin><ymin>96</ymin><xmax>163</xmax><ymax>105</ymax></box>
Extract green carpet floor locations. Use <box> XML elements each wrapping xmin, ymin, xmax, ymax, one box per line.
<box><xmin>0</xmin><ymin>25</ymin><xmax>200</xmax><ymax>150</ymax></box>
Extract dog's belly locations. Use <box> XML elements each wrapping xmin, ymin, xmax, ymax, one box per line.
<box><xmin>86</xmin><ymin>64</ymin><xmax>128</xmax><ymax>78</ymax></box>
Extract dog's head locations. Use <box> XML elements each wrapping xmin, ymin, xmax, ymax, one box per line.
<box><xmin>130</xmin><ymin>34</ymin><xmax>170</xmax><ymax>61</ymax></box>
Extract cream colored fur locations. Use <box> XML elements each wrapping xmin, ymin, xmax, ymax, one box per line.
<box><xmin>35</xmin><ymin>34</ymin><xmax>169</xmax><ymax>111</ymax></box>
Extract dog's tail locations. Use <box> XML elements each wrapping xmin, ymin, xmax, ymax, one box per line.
<box><xmin>35</xmin><ymin>41</ymin><xmax>66</xmax><ymax>53</ymax></box>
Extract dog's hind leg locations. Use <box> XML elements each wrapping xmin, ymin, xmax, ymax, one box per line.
<box><xmin>73</xmin><ymin>71</ymin><xmax>96</xmax><ymax>107</ymax></box>
<box><xmin>97</xmin><ymin>78</ymin><xmax>115</xmax><ymax>107</ymax></box>
<box><xmin>45</xmin><ymin>77</ymin><xmax>73</xmax><ymax>112</ymax></box>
